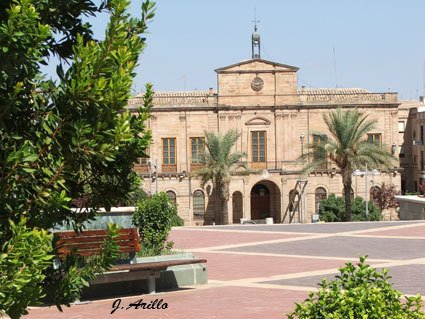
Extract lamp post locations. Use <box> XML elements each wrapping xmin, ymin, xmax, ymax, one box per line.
<box><xmin>352</xmin><ymin>164</ymin><xmax>380</xmax><ymax>220</ymax></box>
<box><xmin>148</xmin><ymin>159</ymin><xmax>159</xmax><ymax>195</ymax></box>
<box><xmin>154</xmin><ymin>159</ymin><xmax>158</xmax><ymax>194</ymax></box>
<box><xmin>300</xmin><ymin>134</ymin><xmax>305</xmax><ymax>156</ymax></box>
<box><xmin>148</xmin><ymin>160</ymin><xmax>152</xmax><ymax>196</ymax></box>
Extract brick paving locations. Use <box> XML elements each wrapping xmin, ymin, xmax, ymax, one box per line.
<box><xmin>25</xmin><ymin>221</ymin><xmax>425</xmax><ymax>319</ymax></box>
<box><xmin>222</xmin><ymin>235</ymin><xmax>425</xmax><ymax>260</ymax></box>
<box><xmin>168</xmin><ymin>228</ymin><xmax>303</xmax><ymax>250</ymax></box>
<box><xmin>263</xmin><ymin>264</ymin><xmax>425</xmax><ymax>296</ymax></box>
<box><xmin>360</xmin><ymin>224</ymin><xmax>425</xmax><ymax>238</ymax></box>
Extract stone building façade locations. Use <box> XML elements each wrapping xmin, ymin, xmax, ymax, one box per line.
<box><xmin>127</xmin><ymin>54</ymin><xmax>403</xmax><ymax>225</ymax></box>
<box><xmin>399</xmin><ymin>99</ymin><xmax>425</xmax><ymax>193</ymax></box>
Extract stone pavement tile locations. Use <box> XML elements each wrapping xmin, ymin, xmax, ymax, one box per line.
<box><xmin>193</xmin><ymin>252</ymin><xmax>347</xmax><ymax>281</ymax></box>
<box><xmin>360</xmin><ymin>224</ymin><xmax>425</xmax><ymax>238</ymax></box>
<box><xmin>262</xmin><ymin>264</ymin><xmax>425</xmax><ymax>296</ymax></box>
<box><xmin>199</xmin><ymin>221</ymin><xmax>422</xmax><ymax>234</ymax></box>
<box><xmin>222</xmin><ymin>236</ymin><xmax>425</xmax><ymax>260</ymax></box>
<box><xmin>24</xmin><ymin>286</ymin><xmax>307</xmax><ymax>319</ymax></box>
<box><xmin>169</xmin><ymin>228</ymin><xmax>302</xmax><ymax>250</ymax></box>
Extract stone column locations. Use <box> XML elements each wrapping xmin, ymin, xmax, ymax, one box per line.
<box><xmin>243</xmin><ymin>179</ymin><xmax>251</xmax><ymax>220</ymax></box>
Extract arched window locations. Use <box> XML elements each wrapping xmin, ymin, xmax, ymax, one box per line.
<box><xmin>370</xmin><ymin>186</ymin><xmax>381</xmax><ymax>207</ymax></box>
<box><xmin>193</xmin><ymin>190</ymin><xmax>205</xmax><ymax>216</ymax></box>
<box><xmin>166</xmin><ymin>190</ymin><xmax>177</xmax><ymax>205</ymax></box>
<box><xmin>315</xmin><ymin>187</ymin><xmax>327</xmax><ymax>212</ymax></box>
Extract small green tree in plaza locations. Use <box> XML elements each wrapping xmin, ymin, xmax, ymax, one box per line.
<box><xmin>193</xmin><ymin>130</ymin><xmax>247</xmax><ymax>225</ymax></box>
<box><xmin>302</xmin><ymin>108</ymin><xmax>395</xmax><ymax>222</ymax></box>
<box><xmin>287</xmin><ymin>256</ymin><xmax>425</xmax><ymax>319</ymax></box>
<box><xmin>0</xmin><ymin>0</ymin><xmax>155</xmax><ymax>316</ymax></box>
<box><xmin>132</xmin><ymin>192</ymin><xmax>182</xmax><ymax>256</ymax></box>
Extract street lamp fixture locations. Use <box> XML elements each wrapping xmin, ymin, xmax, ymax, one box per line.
<box><xmin>391</xmin><ymin>143</ymin><xmax>397</xmax><ymax>155</ymax></box>
<box><xmin>352</xmin><ymin>164</ymin><xmax>380</xmax><ymax>220</ymax></box>
<box><xmin>300</xmin><ymin>134</ymin><xmax>305</xmax><ymax>156</ymax></box>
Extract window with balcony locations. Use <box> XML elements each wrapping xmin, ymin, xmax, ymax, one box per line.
<box><xmin>313</xmin><ymin>134</ymin><xmax>327</xmax><ymax>168</ymax></box>
<box><xmin>251</xmin><ymin>131</ymin><xmax>266</xmax><ymax>169</ymax></box>
<box><xmin>135</xmin><ymin>148</ymin><xmax>150</xmax><ymax>173</ymax></box>
<box><xmin>162</xmin><ymin>138</ymin><xmax>176</xmax><ymax>172</ymax></box>
<box><xmin>367</xmin><ymin>133</ymin><xmax>382</xmax><ymax>146</ymax></box>
<box><xmin>191</xmin><ymin>137</ymin><xmax>205</xmax><ymax>170</ymax></box>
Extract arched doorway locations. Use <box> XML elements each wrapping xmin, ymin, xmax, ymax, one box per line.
<box><xmin>232</xmin><ymin>191</ymin><xmax>243</xmax><ymax>224</ymax></box>
<box><xmin>251</xmin><ymin>184</ymin><xmax>270</xmax><ymax>220</ymax></box>
<box><xmin>250</xmin><ymin>181</ymin><xmax>281</xmax><ymax>221</ymax></box>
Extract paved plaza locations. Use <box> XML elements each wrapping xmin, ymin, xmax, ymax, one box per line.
<box><xmin>25</xmin><ymin>221</ymin><xmax>425</xmax><ymax>319</ymax></box>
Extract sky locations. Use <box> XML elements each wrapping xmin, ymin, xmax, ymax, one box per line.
<box><xmin>72</xmin><ymin>1</ymin><xmax>425</xmax><ymax>100</ymax></box>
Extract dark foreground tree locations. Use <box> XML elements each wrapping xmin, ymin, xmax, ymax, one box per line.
<box><xmin>302</xmin><ymin>108</ymin><xmax>395</xmax><ymax>221</ymax></box>
<box><xmin>0</xmin><ymin>0</ymin><xmax>155</xmax><ymax>317</ymax></box>
<box><xmin>193</xmin><ymin>130</ymin><xmax>247</xmax><ymax>225</ymax></box>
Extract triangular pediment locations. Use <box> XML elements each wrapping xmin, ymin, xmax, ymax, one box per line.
<box><xmin>245</xmin><ymin>117</ymin><xmax>271</xmax><ymax>126</ymax></box>
<box><xmin>215</xmin><ymin>58</ymin><xmax>299</xmax><ymax>74</ymax></box>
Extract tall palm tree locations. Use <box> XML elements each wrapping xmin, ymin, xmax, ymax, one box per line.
<box><xmin>193</xmin><ymin>130</ymin><xmax>247</xmax><ymax>225</ymax></box>
<box><xmin>302</xmin><ymin>108</ymin><xmax>395</xmax><ymax>222</ymax></box>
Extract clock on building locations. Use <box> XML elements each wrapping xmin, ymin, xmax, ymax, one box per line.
<box><xmin>251</xmin><ymin>76</ymin><xmax>264</xmax><ymax>91</ymax></box>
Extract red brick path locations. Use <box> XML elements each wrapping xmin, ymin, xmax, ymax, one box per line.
<box><xmin>25</xmin><ymin>221</ymin><xmax>425</xmax><ymax>319</ymax></box>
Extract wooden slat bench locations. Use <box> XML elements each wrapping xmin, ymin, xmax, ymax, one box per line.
<box><xmin>54</xmin><ymin>228</ymin><xmax>207</xmax><ymax>294</ymax></box>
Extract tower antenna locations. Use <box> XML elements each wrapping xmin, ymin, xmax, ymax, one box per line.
<box><xmin>252</xmin><ymin>8</ymin><xmax>260</xmax><ymax>31</ymax></box>
<box><xmin>251</xmin><ymin>8</ymin><xmax>261</xmax><ymax>59</ymax></box>
<box><xmin>333</xmin><ymin>46</ymin><xmax>339</xmax><ymax>88</ymax></box>
<box><xmin>423</xmin><ymin>59</ymin><xmax>425</xmax><ymax>98</ymax></box>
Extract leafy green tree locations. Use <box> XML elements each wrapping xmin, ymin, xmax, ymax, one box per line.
<box><xmin>318</xmin><ymin>194</ymin><xmax>380</xmax><ymax>222</ymax></box>
<box><xmin>0</xmin><ymin>219</ymin><xmax>53</xmax><ymax>319</ymax></box>
<box><xmin>0</xmin><ymin>0</ymin><xmax>155</xmax><ymax>316</ymax></box>
<box><xmin>287</xmin><ymin>256</ymin><xmax>425</xmax><ymax>319</ymax></box>
<box><xmin>193</xmin><ymin>130</ymin><xmax>247</xmax><ymax>225</ymax></box>
<box><xmin>302</xmin><ymin>109</ymin><xmax>395</xmax><ymax>221</ymax></box>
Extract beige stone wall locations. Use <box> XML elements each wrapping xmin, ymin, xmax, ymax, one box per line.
<box><xmin>131</xmin><ymin>58</ymin><xmax>404</xmax><ymax>225</ymax></box>
<box><xmin>140</xmin><ymin>168</ymin><xmax>401</xmax><ymax>226</ymax></box>
<box><xmin>217</xmin><ymin>60</ymin><xmax>298</xmax><ymax>107</ymax></box>
<box><xmin>398</xmin><ymin>101</ymin><xmax>425</xmax><ymax>193</ymax></box>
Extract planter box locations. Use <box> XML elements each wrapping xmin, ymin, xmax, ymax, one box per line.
<box><xmin>395</xmin><ymin>195</ymin><xmax>425</xmax><ymax>220</ymax></box>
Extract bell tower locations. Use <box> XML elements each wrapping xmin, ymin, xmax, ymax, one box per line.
<box><xmin>251</xmin><ymin>17</ymin><xmax>261</xmax><ymax>59</ymax></box>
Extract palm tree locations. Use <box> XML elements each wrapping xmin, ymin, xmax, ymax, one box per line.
<box><xmin>302</xmin><ymin>108</ymin><xmax>395</xmax><ymax>222</ymax></box>
<box><xmin>193</xmin><ymin>130</ymin><xmax>247</xmax><ymax>225</ymax></box>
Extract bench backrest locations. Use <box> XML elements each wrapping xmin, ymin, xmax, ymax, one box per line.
<box><xmin>55</xmin><ymin>228</ymin><xmax>140</xmax><ymax>258</ymax></box>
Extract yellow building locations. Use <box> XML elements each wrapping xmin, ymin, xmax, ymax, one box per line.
<box><xmin>128</xmin><ymin>30</ymin><xmax>401</xmax><ymax>225</ymax></box>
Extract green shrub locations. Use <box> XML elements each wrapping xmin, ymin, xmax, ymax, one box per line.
<box><xmin>287</xmin><ymin>256</ymin><xmax>425</xmax><ymax>319</ymax></box>
<box><xmin>319</xmin><ymin>194</ymin><xmax>381</xmax><ymax>222</ymax></box>
<box><xmin>0</xmin><ymin>220</ymin><xmax>53</xmax><ymax>319</ymax></box>
<box><xmin>170</xmin><ymin>211</ymin><xmax>185</xmax><ymax>227</ymax></box>
<box><xmin>132</xmin><ymin>192</ymin><xmax>181</xmax><ymax>256</ymax></box>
